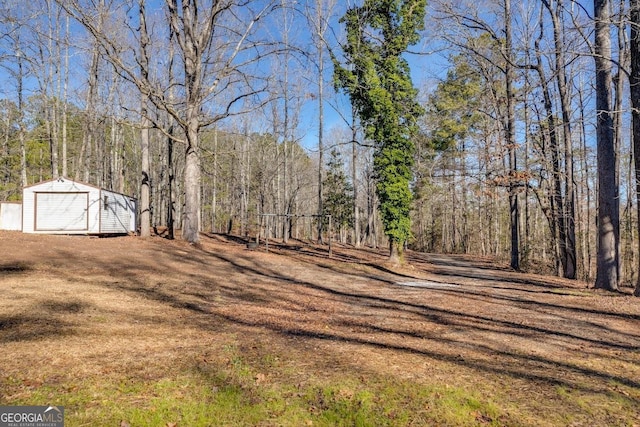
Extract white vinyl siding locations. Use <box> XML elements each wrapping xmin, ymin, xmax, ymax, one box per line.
<box><xmin>22</xmin><ymin>178</ymin><xmax>136</xmax><ymax>234</ymax></box>
<box><xmin>0</xmin><ymin>202</ymin><xmax>22</xmax><ymax>231</ymax></box>
<box><xmin>99</xmin><ymin>191</ymin><xmax>134</xmax><ymax>233</ymax></box>
<box><xmin>35</xmin><ymin>192</ymin><xmax>89</xmax><ymax>231</ymax></box>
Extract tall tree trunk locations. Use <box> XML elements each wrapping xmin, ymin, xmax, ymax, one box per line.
<box><xmin>183</xmin><ymin>112</ymin><xmax>201</xmax><ymax>244</ymax></box>
<box><xmin>630</xmin><ymin>0</ymin><xmax>640</xmax><ymax>296</ymax></box>
<box><xmin>169</xmin><ymin>0</ymin><xmax>205</xmax><ymax>245</ymax></box>
<box><xmin>138</xmin><ymin>0</ymin><xmax>151</xmax><ymax>238</ymax></box>
<box><xmin>543</xmin><ymin>0</ymin><xmax>577</xmax><ymax>279</ymax></box>
<box><xmin>316</xmin><ymin>0</ymin><xmax>325</xmax><ymax>244</ymax></box>
<box><xmin>166</xmin><ymin>21</ymin><xmax>177</xmax><ymax>239</ymax></box>
<box><xmin>505</xmin><ymin>0</ymin><xmax>519</xmax><ymax>270</ymax></box>
<box><xmin>280</xmin><ymin>2</ymin><xmax>291</xmax><ymax>243</ymax></box>
<box><xmin>18</xmin><ymin>49</ymin><xmax>27</xmax><ymax>187</ymax></box>
<box><xmin>118</xmin><ymin>125</ymin><xmax>125</xmax><ymax>194</ymax></box>
<box><xmin>105</xmin><ymin>72</ymin><xmax>118</xmax><ymax>190</ymax></box>
<box><xmin>77</xmin><ymin>37</ymin><xmax>99</xmax><ymax>183</ymax></box>
<box><xmin>47</xmin><ymin>0</ymin><xmax>59</xmax><ymax>180</ymax></box>
<box><xmin>352</xmin><ymin>112</ymin><xmax>360</xmax><ymax>247</ymax></box>
<box><xmin>167</xmin><ymin>124</ymin><xmax>175</xmax><ymax>239</ymax></box>
<box><xmin>62</xmin><ymin>15</ymin><xmax>69</xmax><ymax>178</ymax></box>
<box><xmin>240</xmin><ymin>129</ymin><xmax>250</xmax><ymax>236</ymax></box>
<box><xmin>533</xmin><ymin>12</ymin><xmax>566</xmax><ymax>277</ymax></box>
<box><xmin>460</xmin><ymin>141</ymin><xmax>469</xmax><ymax>253</ymax></box>
<box><xmin>578</xmin><ymin>77</ymin><xmax>593</xmax><ymax>280</ymax></box>
<box><xmin>140</xmin><ymin>111</ymin><xmax>151</xmax><ymax>238</ymax></box>
<box><xmin>211</xmin><ymin>129</ymin><xmax>218</xmax><ymax>233</ymax></box>
<box><xmin>614</xmin><ymin>0</ymin><xmax>626</xmax><ymax>283</ymax></box>
<box><xmin>2</xmin><ymin>100</ymin><xmax>10</xmax><ymax>190</ymax></box>
<box><xmin>108</xmin><ymin>116</ymin><xmax>114</xmax><ymax>189</ymax></box>
<box><xmin>522</xmin><ymin>83</ymin><xmax>531</xmax><ymax>266</ymax></box>
<box><xmin>48</xmin><ymin>90</ymin><xmax>59</xmax><ymax>180</ymax></box>
<box><xmin>594</xmin><ymin>0</ymin><xmax>619</xmax><ymax>291</ymax></box>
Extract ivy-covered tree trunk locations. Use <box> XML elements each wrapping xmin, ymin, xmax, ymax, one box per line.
<box><xmin>375</xmin><ymin>137</ymin><xmax>415</xmax><ymax>264</ymax></box>
<box><xmin>333</xmin><ymin>0</ymin><xmax>426</xmax><ymax>265</ymax></box>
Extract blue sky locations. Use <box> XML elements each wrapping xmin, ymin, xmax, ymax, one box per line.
<box><xmin>0</xmin><ymin>0</ymin><xmax>602</xmax><ymax>156</ymax></box>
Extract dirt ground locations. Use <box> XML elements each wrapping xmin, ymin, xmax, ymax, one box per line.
<box><xmin>0</xmin><ymin>231</ymin><xmax>639</xmax><ymax>426</ymax></box>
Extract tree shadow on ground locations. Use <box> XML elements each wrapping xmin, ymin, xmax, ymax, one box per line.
<box><xmin>89</xmin><ymin>239</ymin><xmax>640</xmax><ymax>405</ymax></box>
<box><xmin>0</xmin><ymin>263</ymin><xmax>31</xmax><ymax>274</ymax></box>
<box><xmin>0</xmin><ymin>299</ymin><xmax>90</xmax><ymax>343</ymax></box>
<box><xmin>17</xmin><ymin>234</ymin><xmax>639</xmax><ymax>412</ymax></box>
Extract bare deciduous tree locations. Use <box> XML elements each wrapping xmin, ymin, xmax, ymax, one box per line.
<box><xmin>594</xmin><ymin>0</ymin><xmax>620</xmax><ymax>291</ymax></box>
<box><xmin>58</xmin><ymin>0</ymin><xmax>279</xmax><ymax>243</ymax></box>
<box><xmin>630</xmin><ymin>0</ymin><xmax>640</xmax><ymax>296</ymax></box>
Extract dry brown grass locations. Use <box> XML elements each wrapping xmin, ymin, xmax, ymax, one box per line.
<box><xmin>0</xmin><ymin>231</ymin><xmax>639</xmax><ymax>426</ymax></box>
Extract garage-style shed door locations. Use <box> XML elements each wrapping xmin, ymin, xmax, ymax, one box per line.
<box><xmin>35</xmin><ymin>192</ymin><xmax>89</xmax><ymax>231</ymax></box>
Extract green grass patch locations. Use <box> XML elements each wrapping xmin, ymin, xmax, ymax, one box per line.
<box><xmin>6</xmin><ymin>342</ymin><xmax>638</xmax><ymax>426</ymax></box>
<box><xmin>553</xmin><ymin>382</ymin><xmax>640</xmax><ymax>427</ymax></box>
<box><xmin>5</xmin><ymin>349</ymin><xmax>511</xmax><ymax>426</ymax></box>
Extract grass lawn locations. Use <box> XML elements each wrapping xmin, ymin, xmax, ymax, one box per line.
<box><xmin>1</xmin><ymin>231</ymin><xmax>639</xmax><ymax>426</ymax></box>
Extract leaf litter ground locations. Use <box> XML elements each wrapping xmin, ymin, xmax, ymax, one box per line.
<box><xmin>0</xmin><ymin>231</ymin><xmax>639</xmax><ymax>426</ymax></box>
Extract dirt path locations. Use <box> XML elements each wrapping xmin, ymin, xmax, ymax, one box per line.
<box><xmin>1</xmin><ymin>231</ymin><xmax>639</xmax><ymax>426</ymax></box>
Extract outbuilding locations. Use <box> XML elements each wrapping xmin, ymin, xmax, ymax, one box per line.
<box><xmin>21</xmin><ymin>177</ymin><xmax>136</xmax><ymax>235</ymax></box>
<box><xmin>0</xmin><ymin>201</ymin><xmax>22</xmax><ymax>231</ymax></box>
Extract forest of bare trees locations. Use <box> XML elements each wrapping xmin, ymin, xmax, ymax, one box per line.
<box><xmin>1</xmin><ymin>0</ymin><xmax>640</xmax><ymax>294</ymax></box>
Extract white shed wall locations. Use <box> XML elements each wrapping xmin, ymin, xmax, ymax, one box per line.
<box><xmin>0</xmin><ymin>202</ymin><xmax>22</xmax><ymax>231</ymax></box>
<box><xmin>99</xmin><ymin>190</ymin><xmax>136</xmax><ymax>233</ymax></box>
<box><xmin>36</xmin><ymin>192</ymin><xmax>90</xmax><ymax>231</ymax></box>
<box><xmin>22</xmin><ymin>178</ymin><xmax>101</xmax><ymax>234</ymax></box>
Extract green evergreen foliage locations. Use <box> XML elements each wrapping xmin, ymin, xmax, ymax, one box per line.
<box><xmin>428</xmin><ymin>56</ymin><xmax>483</xmax><ymax>150</ymax></box>
<box><xmin>322</xmin><ymin>149</ymin><xmax>354</xmax><ymax>230</ymax></box>
<box><xmin>0</xmin><ymin>100</ymin><xmax>21</xmax><ymax>200</ymax></box>
<box><xmin>333</xmin><ymin>0</ymin><xmax>426</xmax><ymax>259</ymax></box>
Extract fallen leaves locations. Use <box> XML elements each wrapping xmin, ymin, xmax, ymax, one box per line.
<box><xmin>255</xmin><ymin>372</ymin><xmax>267</xmax><ymax>385</ymax></box>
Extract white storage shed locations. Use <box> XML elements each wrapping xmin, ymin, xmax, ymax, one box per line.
<box><xmin>0</xmin><ymin>202</ymin><xmax>22</xmax><ymax>231</ymax></box>
<box><xmin>22</xmin><ymin>177</ymin><xmax>137</xmax><ymax>234</ymax></box>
